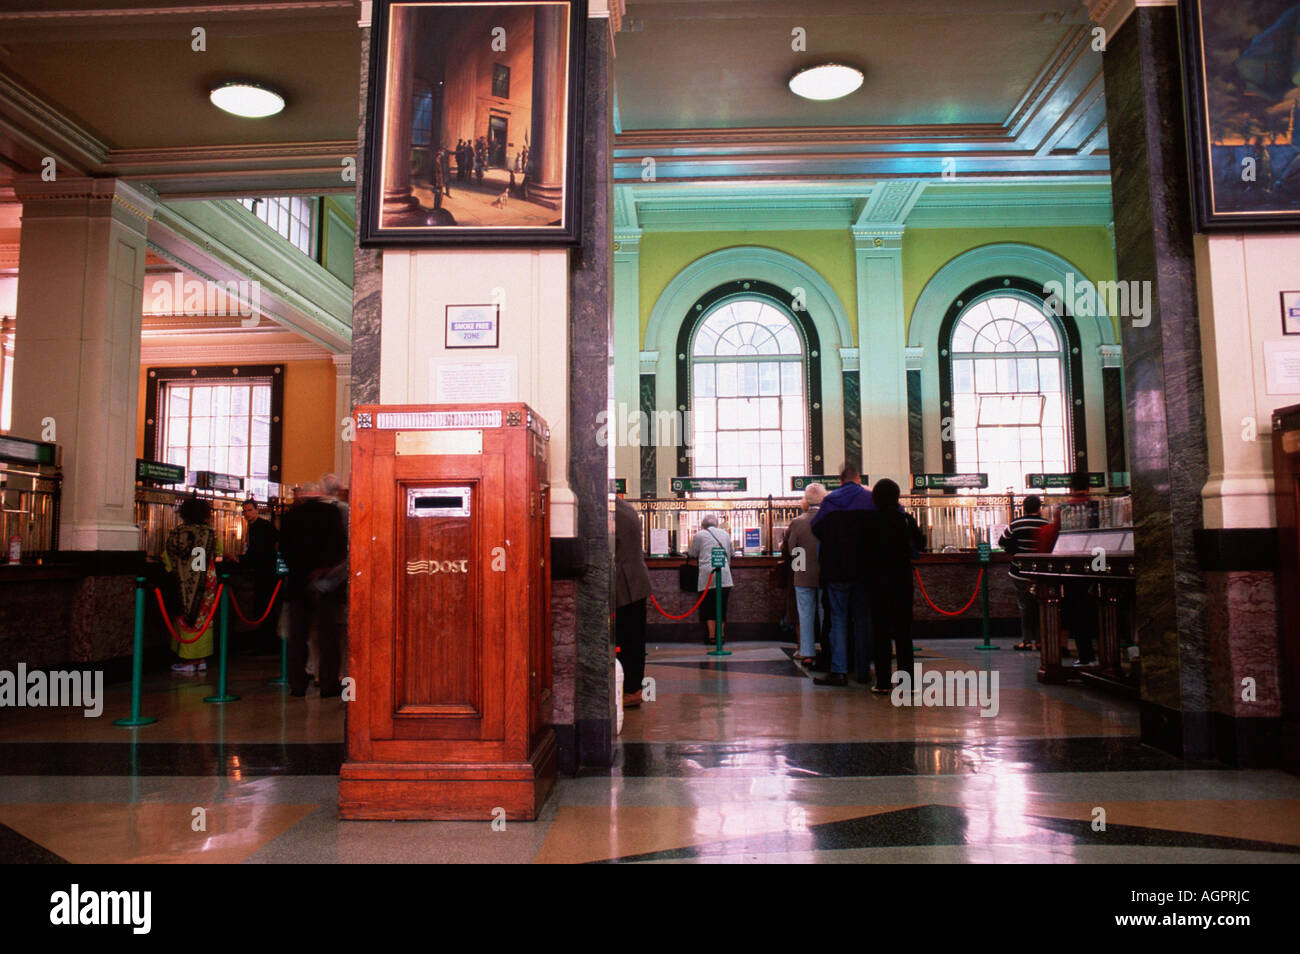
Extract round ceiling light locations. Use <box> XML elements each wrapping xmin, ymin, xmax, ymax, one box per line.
<box><xmin>209</xmin><ymin>82</ymin><xmax>285</xmax><ymax>118</ymax></box>
<box><xmin>788</xmin><ymin>63</ymin><xmax>864</xmax><ymax>101</ymax></box>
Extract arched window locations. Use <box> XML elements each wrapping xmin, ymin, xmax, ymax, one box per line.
<box><xmin>946</xmin><ymin>290</ymin><xmax>1076</xmax><ymax>492</ymax></box>
<box><xmin>688</xmin><ymin>296</ymin><xmax>808</xmax><ymax>498</ymax></box>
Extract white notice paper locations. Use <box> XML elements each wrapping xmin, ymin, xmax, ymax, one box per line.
<box><xmin>432</xmin><ymin>357</ymin><xmax>518</xmax><ymax>403</ymax></box>
<box><xmin>650</xmin><ymin>528</ymin><xmax>670</xmax><ymax>557</ymax></box>
<box><xmin>1263</xmin><ymin>340</ymin><xmax>1300</xmax><ymax>395</ymax></box>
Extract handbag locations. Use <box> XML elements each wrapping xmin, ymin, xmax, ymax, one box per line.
<box><xmin>678</xmin><ymin>555</ymin><xmax>698</xmax><ymax>592</ymax></box>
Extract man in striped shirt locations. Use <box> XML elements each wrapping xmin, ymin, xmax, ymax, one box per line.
<box><xmin>999</xmin><ymin>495</ymin><xmax>1049</xmax><ymax>650</ymax></box>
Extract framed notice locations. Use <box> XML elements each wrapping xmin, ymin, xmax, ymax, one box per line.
<box><xmin>1264</xmin><ymin>339</ymin><xmax>1300</xmax><ymax>395</ymax></box>
<box><xmin>360</xmin><ymin>0</ymin><xmax>586</xmax><ymax>246</ymax></box>
<box><xmin>1283</xmin><ymin>291</ymin><xmax>1300</xmax><ymax>335</ymax></box>
<box><xmin>445</xmin><ymin>304</ymin><xmax>500</xmax><ymax>349</ymax></box>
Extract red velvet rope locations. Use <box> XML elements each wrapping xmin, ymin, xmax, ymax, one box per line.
<box><xmin>913</xmin><ymin>567</ymin><xmax>984</xmax><ymax>617</ymax></box>
<box><xmin>154</xmin><ymin>583</ymin><xmax>223</xmax><ymax>644</ymax></box>
<box><xmin>649</xmin><ymin>571</ymin><xmax>718</xmax><ymax>619</ymax></box>
<box><xmin>227</xmin><ymin>579</ymin><xmax>283</xmax><ymax>627</ymax></box>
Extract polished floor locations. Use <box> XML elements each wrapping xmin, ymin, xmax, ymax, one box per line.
<box><xmin>1</xmin><ymin>640</ymin><xmax>1298</xmax><ymax>863</ymax></box>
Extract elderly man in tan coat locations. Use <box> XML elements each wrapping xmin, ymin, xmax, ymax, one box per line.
<box><xmin>614</xmin><ymin>496</ymin><xmax>652</xmax><ymax>708</ymax></box>
<box><xmin>784</xmin><ymin>483</ymin><xmax>828</xmax><ymax>666</ymax></box>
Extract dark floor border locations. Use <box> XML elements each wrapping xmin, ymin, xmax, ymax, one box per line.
<box><xmin>0</xmin><ymin>741</ymin><xmax>345</xmax><ymax>776</ymax></box>
<box><xmin>598</xmin><ymin>736</ymin><xmax>1206</xmax><ymax>779</ymax></box>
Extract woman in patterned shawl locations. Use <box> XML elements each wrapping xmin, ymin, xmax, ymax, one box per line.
<box><xmin>161</xmin><ymin>496</ymin><xmax>223</xmax><ymax>673</ymax></box>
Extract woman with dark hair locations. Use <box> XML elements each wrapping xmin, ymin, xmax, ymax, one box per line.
<box><xmin>866</xmin><ymin>479</ymin><xmax>925</xmax><ymax>694</ymax></box>
<box><xmin>161</xmin><ymin>496</ymin><xmax>223</xmax><ymax>674</ymax></box>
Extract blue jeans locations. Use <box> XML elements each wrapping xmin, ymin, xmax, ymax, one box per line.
<box><xmin>795</xmin><ymin>586</ymin><xmax>821</xmax><ymax>658</ymax></box>
<box><xmin>826</xmin><ymin>582</ymin><xmax>872</xmax><ymax>679</ymax></box>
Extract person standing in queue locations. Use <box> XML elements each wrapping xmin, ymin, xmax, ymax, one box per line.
<box><xmin>865</xmin><ymin>479</ymin><xmax>925</xmax><ymax>694</ymax></box>
<box><xmin>239</xmin><ymin>498</ymin><xmax>280</xmax><ymax>655</ymax></box>
<box><xmin>614</xmin><ymin>495</ymin><xmax>652</xmax><ymax>708</ymax></box>
<box><xmin>998</xmin><ymin>494</ymin><xmax>1049</xmax><ymax>651</ymax></box>
<box><xmin>811</xmin><ymin>463</ymin><xmax>874</xmax><ymax>687</ymax></box>
<box><xmin>162</xmin><ymin>496</ymin><xmax>222</xmax><ymax>674</ymax></box>
<box><xmin>688</xmin><ymin>514</ymin><xmax>733</xmax><ymax>648</ymax></box>
<box><xmin>784</xmin><ymin>482</ymin><xmax>827</xmax><ymax>667</ymax></box>
<box><xmin>279</xmin><ymin>483</ymin><xmax>349</xmax><ymax>698</ymax></box>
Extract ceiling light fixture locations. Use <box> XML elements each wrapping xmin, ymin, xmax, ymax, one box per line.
<box><xmin>209</xmin><ymin>81</ymin><xmax>285</xmax><ymax>118</ymax></box>
<box><xmin>788</xmin><ymin>63</ymin><xmax>864</xmax><ymax>101</ymax></box>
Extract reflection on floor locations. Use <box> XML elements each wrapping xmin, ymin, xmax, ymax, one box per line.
<box><xmin>1</xmin><ymin>642</ymin><xmax>1298</xmax><ymax>863</ymax></box>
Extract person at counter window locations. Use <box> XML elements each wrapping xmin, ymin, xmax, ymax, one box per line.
<box><xmin>811</xmin><ymin>462</ymin><xmax>875</xmax><ymax>687</ymax></box>
<box><xmin>1036</xmin><ymin>472</ymin><xmax>1099</xmax><ymax>667</ymax></box>
<box><xmin>614</xmin><ymin>495</ymin><xmax>652</xmax><ymax>708</ymax></box>
<box><xmin>866</xmin><ymin>479</ymin><xmax>925</xmax><ymax>694</ymax></box>
<box><xmin>162</xmin><ymin>496</ymin><xmax>223</xmax><ymax>674</ymax></box>
<box><xmin>784</xmin><ymin>482</ymin><xmax>828</xmax><ymax>667</ymax></box>
<box><xmin>998</xmin><ymin>494</ymin><xmax>1049</xmax><ymax>651</ymax></box>
<box><xmin>688</xmin><ymin>514</ymin><xmax>734</xmax><ymax>648</ymax></box>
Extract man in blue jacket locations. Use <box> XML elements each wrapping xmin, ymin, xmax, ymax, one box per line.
<box><xmin>811</xmin><ymin>462</ymin><xmax>874</xmax><ymax>686</ymax></box>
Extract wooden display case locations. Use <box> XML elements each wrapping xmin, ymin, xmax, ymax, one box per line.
<box><xmin>340</xmin><ymin>403</ymin><xmax>555</xmax><ymax>820</ymax></box>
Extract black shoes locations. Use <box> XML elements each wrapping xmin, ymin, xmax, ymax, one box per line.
<box><xmin>814</xmin><ymin>672</ymin><xmax>847</xmax><ymax>687</ymax></box>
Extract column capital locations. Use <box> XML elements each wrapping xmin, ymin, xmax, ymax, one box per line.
<box><xmin>852</xmin><ymin>224</ymin><xmax>905</xmax><ymax>251</ymax></box>
<box><xmin>1098</xmin><ymin>343</ymin><xmax>1123</xmax><ymax>368</ymax></box>
<box><xmin>839</xmin><ymin>347</ymin><xmax>859</xmax><ymax>373</ymax></box>
<box><xmin>613</xmin><ymin>229</ymin><xmax>642</xmax><ymax>256</ymax></box>
<box><xmin>1086</xmin><ymin>0</ymin><xmax>1177</xmax><ymax>43</ymax></box>
<box><xmin>905</xmin><ymin>347</ymin><xmax>925</xmax><ymax>372</ymax></box>
<box><xmin>639</xmin><ymin>350</ymin><xmax>659</xmax><ymax>375</ymax></box>
<box><xmin>332</xmin><ymin>352</ymin><xmax>352</xmax><ymax>371</ymax></box>
<box><xmin>13</xmin><ymin>175</ymin><xmax>157</xmax><ymax>234</ymax></box>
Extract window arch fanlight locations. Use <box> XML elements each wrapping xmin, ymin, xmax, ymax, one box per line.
<box><xmin>937</xmin><ymin>276</ymin><xmax>1088</xmax><ymax>493</ymax></box>
<box><xmin>675</xmin><ymin>280</ymin><xmax>823</xmax><ymax>498</ymax></box>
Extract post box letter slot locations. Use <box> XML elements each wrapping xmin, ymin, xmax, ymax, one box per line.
<box><xmin>407</xmin><ymin>486</ymin><xmax>471</xmax><ymax>517</ymax></box>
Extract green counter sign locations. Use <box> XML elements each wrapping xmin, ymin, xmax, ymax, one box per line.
<box><xmin>136</xmin><ymin>459</ymin><xmax>186</xmax><ymax>484</ymax></box>
<box><xmin>672</xmin><ymin>477</ymin><xmax>747</xmax><ymax>494</ymax></box>
<box><xmin>791</xmin><ymin>475</ymin><xmax>846</xmax><ymax>492</ymax></box>
<box><xmin>710</xmin><ymin>547</ymin><xmax>728</xmax><ymax>568</ymax></box>
<box><xmin>912</xmin><ymin>473</ymin><xmax>988</xmax><ymax>490</ymax></box>
<box><xmin>609</xmin><ymin>478</ymin><xmax>627</xmax><ymax>494</ymax></box>
<box><xmin>977</xmin><ymin>542</ymin><xmax>992</xmax><ymax>564</ymax></box>
<box><xmin>0</xmin><ymin>436</ymin><xmax>57</xmax><ymax>466</ymax></box>
<box><xmin>1026</xmin><ymin>472</ymin><xmax>1105</xmax><ymax>489</ymax></box>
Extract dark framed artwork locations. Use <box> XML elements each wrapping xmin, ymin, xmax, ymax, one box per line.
<box><xmin>1180</xmin><ymin>0</ymin><xmax>1300</xmax><ymax>231</ymax></box>
<box><xmin>361</xmin><ymin>0</ymin><xmax>585</xmax><ymax>246</ymax></box>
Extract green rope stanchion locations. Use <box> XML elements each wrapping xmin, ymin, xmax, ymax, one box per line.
<box><xmin>114</xmin><ymin>577</ymin><xmax>158</xmax><ymax>727</ymax></box>
<box><xmin>204</xmin><ymin>572</ymin><xmax>241</xmax><ymax>704</ymax></box>
<box><xmin>706</xmin><ymin>546</ymin><xmax>731</xmax><ymax>657</ymax></box>
<box><xmin>974</xmin><ymin>542</ymin><xmax>1000</xmax><ymax>652</ymax></box>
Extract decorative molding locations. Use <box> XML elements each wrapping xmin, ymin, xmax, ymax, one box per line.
<box><xmin>331</xmin><ymin>352</ymin><xmax>352</xmax><ymax>370</ymax></box>
<box><xmin>140</xmin><ymin>341</ymin><xmax>331</xmax><ymax>363</ymax></box>
<box><xmin>358</xmin><ymin>0</ymin><xmax>372</xmax><ymax>28</ymax></box>
<box><xmin>857</xmin><ymin>181</ymin><xmax>926</xmax><ymax>226</ymax></box>
<box><xmin>613</xmin><ymin>228</ymin><xmax>642</xmax><ymax>254</ymax></box>
<box><xmin>852</xmin><ymin>224</ymin><xmax>906</xmax><ymax>249</ymax></box>
<box><xmin>0</xmin><ymin>3</ymin><xmax>354</xmax><ymax>21</ymax></box>
<box><xmin>1099</xmin><ymin>344</ymin><xmax>1123</xmax><ymax>368</ymax></box>
<box><xmin>639</xmin><ymin>351</ymin><xmax>659</xmax><ymax>376</ymax></box>
<box><xmin>839</xmin><ymin>347</ymin><xmax>860</xmax><ymax>373</ymax></box>
<box><xmin>12</xmin><ymin>175</ymin><xmax>158</xmax><ymax>233</ymax></box>
<box><xmin>905</xmin><ymin>347</ymin><xmax>925</xmax><ymax>372</ymax></box>
<box><xmin>1086</xmin><ymin>0</ymin><xmax>1177</xmax><ymax>42</ymax></box>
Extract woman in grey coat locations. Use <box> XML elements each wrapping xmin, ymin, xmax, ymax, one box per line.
<box><xmin>784</xmin><ymin>483</ymin><xmax>827</xmax><ymax>666</ymax></box>
<box><xmin>687</xmin><ymin>514</ymin><xmax>734</xmax><ymax>647</ymax></box>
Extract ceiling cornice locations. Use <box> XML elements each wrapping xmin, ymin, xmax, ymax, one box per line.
<box><xmin>0</xmin><ymin>2</ymin><xmax>354</xmax><ymax>23</ymax></box>
<box><xmin>1085</xmin><ymin>0</ymin><xmax>1178</xmax><ymax>42</ymax></box>
<box><xmin>141</xmin><ymin>340</ymin><xmax>332</xmax><ymax>363</ymax></box>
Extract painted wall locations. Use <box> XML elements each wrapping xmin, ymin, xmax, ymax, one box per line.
<box><xmin>634</xmin><ymin>226</ymin><xmax>1117</xmax><ymax>349</ymax></box>
<box><xmin>638</xmin><ymin>230</ymin><xmax>856</xmax><ymax>346</ymax></box>
<box><xmin>135</xmin><ymin>357</ymin><xmax>338</xmax><ymax>489</ymax></box>
<box><xmin>1197</xmin><ymin>232</ymin><xmax>1300</xmax><ymax>530</ymax></box>
<box><xmin>902</xmin><ymin>226</ymin><xmax>1118</xmax><ymax>337</ymax></box>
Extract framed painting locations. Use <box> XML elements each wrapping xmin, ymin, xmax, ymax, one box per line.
<box><xmin>1180</xmin><ymin>0</ymin><xmax>1300</xmax><ymax>230</ymax></box>
<box><xmin>360</xmin><ymin>0</ymin><xmax>585</xmax><ymax>246</ymax></box>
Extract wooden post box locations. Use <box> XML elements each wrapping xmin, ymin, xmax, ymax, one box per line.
<box><xmin>340</xmin><ymin>403</ymin><xmax>555</xmax><ymax>820</ymax></box>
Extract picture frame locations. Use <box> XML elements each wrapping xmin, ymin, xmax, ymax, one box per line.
<box><xmin>1179</xmin><ymin>0</ymin><xmax>1300</xmax><ymax>231</ymax></box>
<box><xmin>445</xmin><ymin>303</ymin><xmax>501</xmax><ymax>348</ymax></box>
<box><xmin>1283</xmin><ymin>291</ymin><xmax>1300</xmax><ymax>335</ymax></box>
<box><xmin>360</xmin><ymin>0</ymin><xmax>586</xmax><ymax>247</ymax></box>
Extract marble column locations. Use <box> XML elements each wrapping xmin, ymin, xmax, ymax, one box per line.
<box><xmin>570</xmin><ymin>14</ymin><xmax>613</xmax><ymax>768</ymax></box>
<box><xmin>11</xmin><ymin>177</ymin><xmax>156</xmax><ymax>553</ymax></box>
<box><xmin>381</xmin><ymin>5</ymin><xmax>419</xmax><ymax>221</ymax></box>
<box><xmin>906</xmin><ymin>347</ymin><xmax>925</xmax><ymax>475</ymax></box>
<box><xmin>332</xmin><ymin>353</ymin><xmax>352</xmax><ymax>483</ymax></box>
<box><xmin>352</xmin><ymin>13</ymin><xmax>382</xmax><ymax>407</ymax></box>
<box><xmin>1100</xmin><ymin>5</ymin><xmax>1211</xmax><ymax>757</ymax></box>
<box><xmin>527</xmin><ymin>5</ymin><xmax>567</xmax><ymax>210</ymax></box>
<box><xmin>613</xmin><ymin>230</ymin><xmax>641</xmax><ymax>496</ymax></box>
<box><xmin>853</xmin><ymin>226</ymin><xmax>910</xmax><ymax>483</ymax></box>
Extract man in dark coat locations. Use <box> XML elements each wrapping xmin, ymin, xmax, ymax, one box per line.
<box><xmin>239</xmin><ymin>499</ymin><xmax>281</xmax><ymax>654</ymax></box>
<box><xmin>279</xmin><ymin>484</ymin><xmax>349</xmax><ymax>697</ymax></box>
<box><xmin>811</xmin><ymin>462</ymin><xmax>875</xmax><ymax>686</ymax></box>
<box><xmin>614</xmin><ymin>496</ymin><xmax>652</xmax><ymax>707</ymax></box>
